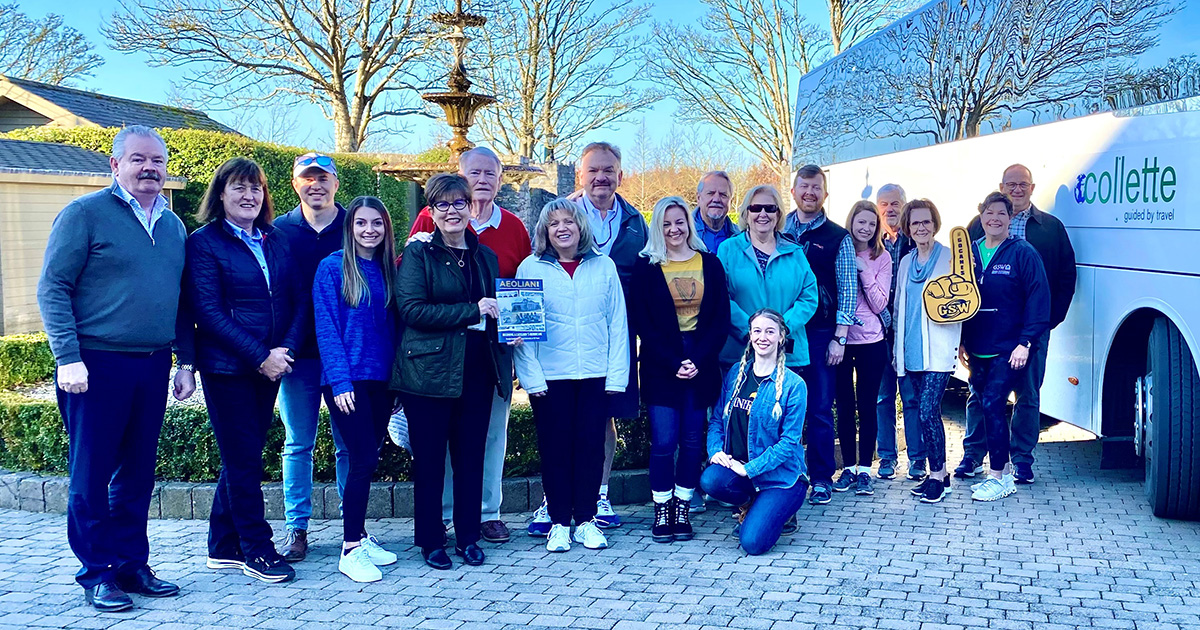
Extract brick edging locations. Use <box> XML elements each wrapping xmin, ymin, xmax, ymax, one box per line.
<box><xmin>0</xmin><ymin>468</ymin><xmax>650</xmax><ymax>520</ymax></box>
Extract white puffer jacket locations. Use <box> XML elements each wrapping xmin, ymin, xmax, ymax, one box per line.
<box><xmin>513</xmin><ymin>250</ymin><xmax>629</xmax><ymax>394</ymax></box>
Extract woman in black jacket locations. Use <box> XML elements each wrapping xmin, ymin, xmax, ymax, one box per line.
<box><xmin>959</xmin><ymin>191</ymin><xmax>1050</xmax><ymax>503</ymax></box>
<box><xmin>632</xmin><ymin>196</ymin><xmax>730</xmax><ymax>544</ymax></box>
<box><xmin>393</xmin><ymin>173</ymin><xmax>510</xmax><ymax>570</ymax></box>
<box><xmin>187</xmin><ymin>157</ymin><xmax>305</xmax><ymax>584</ymax></box>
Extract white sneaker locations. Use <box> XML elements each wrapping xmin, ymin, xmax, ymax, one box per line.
<box><xmin>971</xmin><ymin>475</ymin><xmax>1017</xmax><ymax>501</ymax></box>
<box><xmin>595</xmin><ymin>494</ymin><xmax>621</xmax><ymax>528</ymax></box>
<box><xmin>339</xmin><ymin>546</ymin><xmax>382</xmax><ymax>583</ymax></box>
<box><xmin>359</xmin><ymin>534</ymin><xmax>398</xmax><ymax>566</ymax></box>
<box><xmin>572</xmin><ymin>520</ymin><xmax>610</xmax><ymax>549</ymax></box>
<box><xmin>546</xmin><ymin>524</ymin><xmax>571</xmax><ymax>553</ymax></box>
<box><xmin>528</xmin><ymin>497</ymin><xmax>552</xmax><ymax>537</ymax></box>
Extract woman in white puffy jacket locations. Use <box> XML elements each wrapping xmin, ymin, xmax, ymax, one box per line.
<box><xmin>514</xmin><ymin>198</ymin><xmax>629</xmax><ymax>553</ymax></box>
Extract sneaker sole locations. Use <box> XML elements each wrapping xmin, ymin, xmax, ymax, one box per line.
<box><xmin>907</xmin><ymin>473</ymin><xmax>928</xmax><ymax>481</ymax></box>
<box><xmin>206</xmin><ymin>558</ymin><xmax>245</xmax><ymax>570</ymax></box>
<box><xmin>1014</xmin><ymin>477</ymin><xmax>1035</xmax><ymax>485</ymax></box>
<box><xmin>972</xmin><ymin>488</ymin><xmax>1017</xmax><ymax>502</ymax></box>
<box><xmin>877</xmin><ymin>472</ymin><xmax>895</xmax><ymax>479</ymax></box>
<box><xmin>919</xmin><ymin>494</ymin><xmax>946</xmax><ymax>504</ymax></box>
<box><xmin>831</xmin><ymin>486</ymin><xmax>853</xmax><ymax>493</ymax></box>
<box><xmin>527</xmin><ymin>526</ymin><xmax>551</xmax><ymax>538</ymax></box>
<box><xmin>594</xmin><ymin>521</ymin><xmax>621</xmax><ymax>529</ymax></box>
<box><xmin>855</xmin><ymin>489</ymin><xmax>875</xmax><ymax>496</ymax></box>
<box><xmin>339</xmin><ymin>567</ymin><xmax>382</xmax><ymax>583</ymax></box>
<box><xmin>575</xmin><ymin>541</ymin><xmax>609</xmax><ymax>549</ymax></box>
<box><xmin>954</xmin><ymin>467</ymin><xmax>984</xmax><ymax>479</ymax></box>
<box><xmin>546</xmin><ymin>544</ymin><xmax>570</xmax><ymax>552</ymax></box>
<box><xmin>673</xmin><ymin>533</ymin><xmax>695</xmax><ymax>542</ymax></box>
<box><xmin>809</xmin><ymin>496</ymin><xmax>831</xmax><ymax>505</ymax></box>
<box><xmin>652</xmin><ymin>534</ymin><xmax>674</xmax><ymax>543</ymax></box>
<box><xmin>242</xmin><ymin>565</ymin><xmax>294</xmax><ymax>583</ymax></box>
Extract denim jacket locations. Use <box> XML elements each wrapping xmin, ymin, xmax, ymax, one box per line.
<box><xmin>707</xmin><ymin>365</ymin><xmax>809</xmax><ymax>490</ymax></box>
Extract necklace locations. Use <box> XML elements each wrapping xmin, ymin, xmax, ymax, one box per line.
<box><xmin>450</xmin><ymin>247</ymin><xmax>467</xmax><ymax>268</ymax></box>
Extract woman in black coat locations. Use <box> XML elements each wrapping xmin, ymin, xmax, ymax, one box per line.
<box><xmin>631</xmin><ymin>195</ymin><xmax>730</xmax><ymax>544</ymax></box>
<box><xmin>393</xmin><ymin>173</ymin><xmax>510</xmax><ymax>570</ymax></box>
<box><xmin>186</xmin><ymin>157</ymin><xmax>305</xmax><ymax>584</ymax></box>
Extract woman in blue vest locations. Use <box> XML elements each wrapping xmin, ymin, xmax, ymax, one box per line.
<box><xmin>961</xmin><ymin>191</ymin><xmax>1050</xmax><ymax>502</ymax></box>
<box><xmin>312</xmin><ymin>196</ymin><xmax>398</xmax><ymax>583</ymax></box>
<box><xmin>631</xmin><ymin>196</ymin><xmax>730</xmax><ymax>544</ymax></box>
<box><xmin>701</xmin><ymin>308</ymin><xmax>808</xmax><ymax>555</ymax></box>
<box><xmin>716</xmin><ymin>185</ymin><xmax>819</xmax><ymax>374</ymax></box>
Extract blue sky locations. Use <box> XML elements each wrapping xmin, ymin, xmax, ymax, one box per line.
<box><xmin>13</xmin><ymin>0</ymin><xmax>742</xmax><ymax>157</ymax></box>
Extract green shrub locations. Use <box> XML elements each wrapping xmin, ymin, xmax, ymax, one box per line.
<box><xmin>2</xmin><ymin>127</ymin><xmax>417</xmax><ymax>241</ymax></box>
<box><xmin>0</xmin><ymin>333</ymin><xmax>56</xmax><ymax>389</ymax></box>
<box><xmin>0</xmin><ymin>390</ymin><xmax>650</xmax><ymax>482</ymax></box>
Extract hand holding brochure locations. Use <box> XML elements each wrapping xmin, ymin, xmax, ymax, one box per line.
<box><xmin>496</xmin><ymin>279</ymin><xmax>547</xmax><ymax>342</ymax></box>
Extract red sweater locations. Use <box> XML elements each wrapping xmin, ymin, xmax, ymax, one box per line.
<box><xmin>410</xmin><ymin>205</ymin><xmax>532</xmax><ymax>278</ymax></box>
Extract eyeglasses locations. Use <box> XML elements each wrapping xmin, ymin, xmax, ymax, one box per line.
<box><xmin>294</xmin><ymin>154</ymin><xmax>334</xmax><ymax>168</ymax></box>
<box><xmin>746</xmin><ymin>204</ymin><xmax>780</xmax><ymax>214</ymax></box>
<box><xmin>432</xmin><ymin>199</ymin><xmax>469</xmax><ymax>213</ymax></box>
<box><xmin>1003</xmin><ymin>182</ymin><xmax>1032</xmax><ymax>191</ymax></box>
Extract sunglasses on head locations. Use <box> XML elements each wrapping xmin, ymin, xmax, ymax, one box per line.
<box><xmin>294</xmin><ymin>154</ymin><xmax>333</xmax><ymax>168</ymax></box>
<box><xmin>746</xmin><ymin>204</ymin><xmax>780</xmax><ymax>214</ymax></box>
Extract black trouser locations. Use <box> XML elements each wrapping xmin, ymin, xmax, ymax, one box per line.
<box><xmin>803</xmin><ymin>326</ymin><xmax>837</xmax><ymax>485</ymax></box>
<box><xmin>966</xmin><ymin>356</ymin><xmax>1020</xmax><ymax>472</ymax></box>
<box><xmin>401</xmin><ymin>377</ymin><xmax>493</xmax><ymax>550</ymax></box>
<box><xmin>324</xmin><ymin>381</ymin><xmax>392</xmax><ymax>544</ymax></box>
<box><xmin>834</xmin><ymin>341</ymin><xmax>886</xmax><ymax>469</ymax></box>
<box><xmin>203</xmin><ymin>373</ymin><xmax>281</xmax><ymax>561</ymax></box>
<box><xmin>57</xmin><ymin>348</ymin><xmax>172</xmax><ymax>588</ymax></box>
<box><xmin>531</xmin><ymin>378</ymin><xmax>607</xmax><ymax>526</ymax></box>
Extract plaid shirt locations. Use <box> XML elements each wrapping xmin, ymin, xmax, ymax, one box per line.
<box><xmin>1009</xmin><ymin>207</ymin><xmax>1033</xmax><ymax>240</ymax></box>
<box><xmin>785</xmin><ymin>211</ymin><xmax>860</xmax><ymax>327</ymax></box>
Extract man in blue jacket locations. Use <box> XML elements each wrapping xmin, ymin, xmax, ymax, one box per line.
<box><xmin>693</xmin><ymin>171</ymin><xmax>739</xmax><ymax>253</ymax></box>
<box><xmin>38</xmin><ymin>125</ymin><xmax>196</xmax><ymax>611</ymax></box>
<box><xmin>958</xmin><ymin>165</ymin><xmax>1077</xmax><ymax>484</ymax></box>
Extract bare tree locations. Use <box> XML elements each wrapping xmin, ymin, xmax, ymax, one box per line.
<box><xmin>103</xmin><ymin>0</ymin><xmax>435</xmax><ymax>152</ymax></box>
<box><xmin>0</xmin><ymin>4</ymin><xmax>103</xmax><ymax>85</ymax></box>
<box><xmin>826</xmin><ymin>0</ymin><xmax>918</xmax><ymax>55</ymax></box>
<box><xmin>472</xmin><ymin>0</ymin><xmax>659</xmax><ymax>161</ymax></box>
<box><xmin>647</xmin><ymin>0</ymin><xmax>825</xmax><ymax>184</ymax></box>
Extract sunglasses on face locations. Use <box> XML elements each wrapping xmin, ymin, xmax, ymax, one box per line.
<box><xmin>294</xmin><ymin>154</ymin><xmax>334</xmax><ymax>168</ymax></box>
<box><xmin>432</xmin><ymin>199</ymin><xmax>470</xmax><ymax>212</ymax></box>
<box><xmin>746</xmin><ymin>204</ymin><xmax>780</xmax><ymax>214</ymax></box>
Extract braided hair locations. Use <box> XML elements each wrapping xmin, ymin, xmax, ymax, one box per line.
<box><xmin>721</xmin><ymin>309</ymin><xmax>789</xmax><ymax>422</ymax></box>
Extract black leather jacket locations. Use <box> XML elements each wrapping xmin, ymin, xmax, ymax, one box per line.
<box><xmin>186</xmin><ymin>220</ymin><xmax>306</xmax><ymax>375</ymax></box>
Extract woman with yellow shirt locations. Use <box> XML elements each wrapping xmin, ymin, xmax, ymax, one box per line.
<box><xmin>630</xmin><ymin>196</ymin><xmax>731</xmax><ymax>543</ymax></box>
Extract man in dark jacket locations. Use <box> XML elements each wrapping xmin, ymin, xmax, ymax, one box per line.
<box><xmin>957</xmin><ymin>164</ymin><xmax>1077</xmax><ymax>484</ymax></box>
<box><xmin>37</xmin><ymin>125</ymin><xmax>195</xmax><ymax>611</ymax></box>
<box><xmin>572</xmin><ymin>141</ymin><xmax>647</xmax><ymax>529</ymax></box>
<box><xmin>271</xmin><ymin>153</ymin><xmax>349</xmax><ymax>561</ymax></box>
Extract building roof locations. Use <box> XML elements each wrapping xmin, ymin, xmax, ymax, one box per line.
<box><xmin>0</xmin><ymin>138</ymin><xmax>184</xmax><ymax>185</ymax></box>
<box><xmin>0</xmin><ymin>75</ymin><xmax>237</xmax><ymax>134</ymax></box>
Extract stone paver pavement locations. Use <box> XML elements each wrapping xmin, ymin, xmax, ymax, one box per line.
<box><xmin>2</xmin><ymin>391</ymin><xmax>1199</xmax><ymax>629</ymax></box>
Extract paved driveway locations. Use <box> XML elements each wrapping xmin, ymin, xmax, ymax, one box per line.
<box><xmin>1</xmin><ymin>392</ymin><xmax>1198</xmax><ymax>630</ymax></box>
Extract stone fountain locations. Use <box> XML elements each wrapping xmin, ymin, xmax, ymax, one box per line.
<box><xmin>375</xmin><ymin>0</ymin><xmax>545</xmax><ymax>185</ymax></box>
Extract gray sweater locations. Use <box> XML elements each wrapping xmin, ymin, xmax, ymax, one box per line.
<box><xmin>37</xmin><ymin>183</ymin><xmax>189</xmax><ymax>365</ymax></box>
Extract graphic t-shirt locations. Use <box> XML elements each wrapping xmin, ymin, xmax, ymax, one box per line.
<box><xmin>661</xmin><ymin>253</ymin><xmax>705</xmax><ymax>331</ymax></box>
<box><xmin>727</xmin><ymin>371</ymin><xmax>767</xmax><ymax>463</ymax></box>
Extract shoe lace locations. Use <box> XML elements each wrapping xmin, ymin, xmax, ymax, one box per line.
<box><xmin>597</xmin><ymin>495</ymin><xmax>613</xmax><ymax>512</ymax></box>
<box><xmin>654</xmin><ymin>502</ymin><xmax>671</xmax><ymax>527</ymax></box>
<box><xmin>672</xmin><ymin>498</ymin><xmax>690</xmax><ymax>524</ymax></box>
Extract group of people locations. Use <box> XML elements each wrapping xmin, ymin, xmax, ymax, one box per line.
<box><xmin>37</xmin><ymin>125</ymin><xmax>1075</xmax><ymax>613</ymax></box>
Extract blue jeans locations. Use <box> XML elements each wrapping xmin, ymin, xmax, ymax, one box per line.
<box><xmin>700</xmin><ymin>465</ymin><xmax>808</xmax><ymax>556</ymax></box>
<box><xmin>876</xmin><ymin>346</ymin><xmax>925</xmax><ymax>462</ymax></box>
<box><xmin>279</xmin><ymin>358</ymin><xmax>349</xmax><ymax>531</ymax></box>
<box><xmin>962</xmin><ymin>332</ymin><xmax>1048</xmax><ymax>466</ymax></box>
<box><xmin>647</xmin><ymin>391</ymin><xmax>706</xmax><ymax>493</ymax></box>
<box><xmin>803</xmin><ymin>327</ymin><xmax>837</xmax><ymax>485</ymax></box>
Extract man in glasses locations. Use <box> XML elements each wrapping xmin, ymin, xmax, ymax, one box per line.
<box><xmin>271</xmin><ymin>152</ymin><xmax>351</xmax><ymax>562</ymax></box>
<box><xmin>694</xmin><ymin>171</ymin><xmax>739</xmax><ymax>254</ymax></box>
<box><xmin>407</xmin><ymin>146</ymin><xmax>531</xmax><ymax>544</ymax></box>
<box><xmin>782</xmin><ymin>163</ymin><xmax>859</xmax><ymax>506</ymax></box>
<box><xmin>958</xmin><ymin>164</ymin><xmax>1077</xmax><ymax>485</ymax></box>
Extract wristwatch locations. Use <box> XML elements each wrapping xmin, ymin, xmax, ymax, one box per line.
<box><xmin>1020</xmin><ymin>340</ymin><xmax>1032</xmax><ymax>349</ymax></box>
<box><xmin>177</xmin><ymin>363</ymin><xmax>195</xmax><ymax>372</ymax></box>
<box><xmin>836</xmin><ymin>336</ymin><xmax>848</xmax><ymax>346</ymax></box>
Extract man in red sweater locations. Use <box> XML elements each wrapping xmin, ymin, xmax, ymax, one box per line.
<box><xmin>406</xmin><ymin>146</ymin><xmax>531</xmax><ymax>543</ymax></box>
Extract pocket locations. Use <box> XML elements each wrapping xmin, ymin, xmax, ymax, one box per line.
<box><xmin>404</xmin><ymin>336</ymin><xmax>443</xmax><ymax>358</ymax></box>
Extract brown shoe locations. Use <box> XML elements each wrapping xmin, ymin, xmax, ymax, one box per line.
<box><xmin>480</xmin><ymin>520</ymin><xmax>510</xmax><ymax>543</ymax></box>
<box><xmin>279</xmin><ymin>528</ymin><xmax>307</xmax><ymax>562</ymax></box>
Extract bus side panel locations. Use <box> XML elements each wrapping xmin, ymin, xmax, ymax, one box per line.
<box><xmin>1043</xmin><ymin>266</ymin><xmax>1097</xmax><ymax>433</ymax></box>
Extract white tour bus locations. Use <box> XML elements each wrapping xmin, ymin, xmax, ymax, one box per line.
<box><xmin>792</xmin><ymin>0</ymin><xmax>1199</xmax><ymax>519</ymax></box>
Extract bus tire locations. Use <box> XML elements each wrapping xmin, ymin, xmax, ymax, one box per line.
<box><xmin>1144</xmin><ymin>317</ymin><xmax>1200</xmax><ymax>520</ymax></box>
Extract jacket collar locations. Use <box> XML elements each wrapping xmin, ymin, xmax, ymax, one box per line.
<box><xmin>736</xmin><ymin>231</ymin><xmax>800</xmax><ymax>258</ymax></box>
<box><xmin>280</xmin><ymin>202</ymin><xmax>348</xmax><ymax>233</ymax></box>
<box><xmin>217</xmin><ymin>218</ymin><xmax>275</xmax><ymax>240</ymax></box>
<box><xmin>1025</xmin><ymin>203</ymin><xmax>1044</xmax><ymax>224</ymax></box>
<box><xmin>538</xmin><ymin>247</ymin><xmax>601</xmax><ymax>265</ymax></box>
<box><xmin>693</xmin><ymin>207</ymin><xmax>737</xmax><ymax>236</ymax></box>
<box><xmin>431</xmin><ymin>226</ymin><xmax>480</xmax><ymax>254</ymax></box>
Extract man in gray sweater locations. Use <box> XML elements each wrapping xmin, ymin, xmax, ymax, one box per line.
<box><xmin>37</xmin><ymin>125</ymin><xmax>197</xmax><ymax>612</ymax></box>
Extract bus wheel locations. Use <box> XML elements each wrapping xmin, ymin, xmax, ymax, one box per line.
<box><xmin>1141</xmin><ymin>317</ymin><xmax>1200</xmax><ymax>520</ymax></box>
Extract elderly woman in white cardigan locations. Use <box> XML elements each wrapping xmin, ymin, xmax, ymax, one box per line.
<box><xmin>892</xmin><ymin>199</ymin><xmax>963</xmax><ymax>504</ymax></box>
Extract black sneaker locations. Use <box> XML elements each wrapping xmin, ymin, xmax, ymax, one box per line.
<box><xmin>671</xmin><ymin>497</ymin><xmax>694</xmax><ymax>541</ymax></box>
<box><xmin>910</xmin><ymin>477</ymin><xmax>933</xmax><ymax>496</ymax></box>
<box><xmin>920</xmin><ymin>478</ymin><xmax>947</xmax><ymax>503</ymax></box>
<box><xmin>808</xmin><ymin>483</ymin><xmax>833</xmax><ymax>505</ymax></box>
<box><xmin>1014</xmin><ymin>462</ymin><xmax>1035</xmax><ymax>484</ymax></box>
<box><xmin>780</xmin><ymin>515</ymin><xmax>798</xmax><ymax>535</ymax></box>
<box><xmin>832</xmin><ymin>469</ymin><xmax>856</xmax><ymax>492</ymax></box>
<box><xmin>855</xmin><ymin>472</ymin><xmax>874</xmax><ymax>496</ymax></box>
<box><xmin>954</xmin><ymin>456</ymin><xmax>984</xmax><ymax>478</ymax></box>
<box><xmin>906</xmin><ymin>459</ymin><xmax>928</xmax><ymax>481</ymax></box>
<box><xmin>651</xmin><ymin>500</ymin><xmax>673</xmax><ymax>543</ymax></box>
<box><xmin>243</xmin><ymin>555</ymin><xmax>296</xmax><ymax>583</ymax></box>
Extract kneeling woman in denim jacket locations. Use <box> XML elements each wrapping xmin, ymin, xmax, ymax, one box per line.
<box><xmin>701</xmin><ymin>308</ymin><xmax>808</xmax><ymax>556</ymax></box>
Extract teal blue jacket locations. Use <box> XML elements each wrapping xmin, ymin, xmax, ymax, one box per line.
<box><xmin>716</xmin><ymin>232</ymin><xmax>819</xmax><ymax>367</ymax></box>
<box><xmin>707</xmin><ymin>365</ymin><xmax>808</xmax><ymax>489</ymax></box>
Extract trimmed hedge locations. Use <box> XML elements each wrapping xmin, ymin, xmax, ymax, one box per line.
<box><xmin>3</xmin><ymin>127</ymin><xmax>416</xmax><ymax>241</ymax></box>
<box><xmin>0</xmin><ymin>387</ymin><xmax>650</xmax><ymax>483</ymax></box>
<box><xmin>0</xmin><ymin>333</ymin><xmax>56</xmax><ymax>389</ymax></box>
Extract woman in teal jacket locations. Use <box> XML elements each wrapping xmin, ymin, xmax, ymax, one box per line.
<box><xmin>716</xmin><ymin>184</ymin><xmax>819</xmax><ymax>371</ymax></box>
<box><xmin>702</xmin><ymin>309</ymin><xmax>808</xmax><ymax>555</ymax></box>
